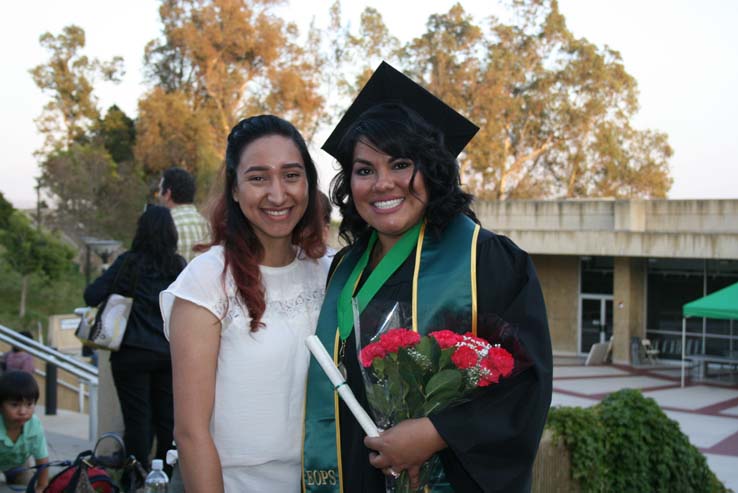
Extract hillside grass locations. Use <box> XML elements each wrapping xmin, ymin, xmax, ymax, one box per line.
<box><xmin>0</xmin><ymin>259</ymin><xmax>86</xmax><ymax>340</ymax></box>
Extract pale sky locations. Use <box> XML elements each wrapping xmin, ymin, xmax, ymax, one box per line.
<box><xmin>1</xmin><ymin>0</ymin><xmax>736</xmax><ymax>208</ymax></box>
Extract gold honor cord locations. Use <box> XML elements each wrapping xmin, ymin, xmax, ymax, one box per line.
<box><xmin>470</xmin><ymin>223</ymin><xmax>480</xmax><ymax>335</ymax></box>
<box><xmin>411</xmin><ymin>222</ymin><xmax>427</xmax><ymax>333</ymax></box>
<box><xmin>333</xmin><ymin>330</ymin><xmax>345</xmax><ymax>493</ymax></box>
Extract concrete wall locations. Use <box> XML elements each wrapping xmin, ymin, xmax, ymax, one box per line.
<box><xmin>532</xmin><ymin>255</ymin><xmax>579</xmax><ymax>354</ymax></box>
<box><xmin>640</xmin><ymin>200</ymin><xmax>738</xmax><ymax>233</ymax></box>
<box><xmin>612</xmin><ymin>258</ymin><xmax>646</xmax><ymax>364</ymax></box>
<box><xmin>533</xmin><ymin>254</ymin><xmax>648</xmax><ymax>362</ymax></box>
<box><xmin>493</xmin><ymin>230</ymin><xmax>738</xmax><ymax>260</ymax></box>
<box><xmin>477</xmin><ymin>200</ymin><xmax>616</xmax><ymax>232</ymax></box>
<box><xmin>47</xmin><ymin>314</ymin><xmax>84</xmax><ymax>353</ymax></box>
<box><xmin>477</xmin><ymin>199</ymin><xmax>738</xmax><ymax>260</ymax></box>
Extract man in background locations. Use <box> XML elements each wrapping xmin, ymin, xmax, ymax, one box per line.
<box><xmin>159</xmin><ymin>168</ymin><xmax>210</xmax><ymax>263</ymax></box>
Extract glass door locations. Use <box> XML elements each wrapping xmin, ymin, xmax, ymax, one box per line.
<box><xmin>580</xmin><ymin>295</ymin><xmax>614</xmax><ymax>354</ymax></box>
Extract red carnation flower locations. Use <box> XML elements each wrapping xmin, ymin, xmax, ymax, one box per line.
<box><xmin>486</xmin><ymin>347</ymin><xmax>515</xmax><ymax>377</ymax></box>
<box><xmin>379</xmin><ymin>328</ymin><xmax>420</xmax><ymax>354</ymax></box>
<box><xmin>450</xmin><ymin>345</ymin><xmax>479</xmax><ymax>369</ymax></box>
<box><xmin>461</xmin><ymin>333</ymin><xmax>490</xmax><ymax>350</ymax></box>
<box><xmin>360</xmin><ymin>342</ymin><xmax>387</xmax><ymax>368</ymax></box>
<box><xmin>478</xmin><ymin>373</ymin><xmax>498</xmax><ymax>387</ymax></box>
<box><xmin>478</xmin><ymin>347</ymin><xmax>515</xmax><ymax>386</ymax></box>
<box><xmin>430</xmin><ymin>330</ymin><xmax>462</xmax><ymax>349</ymax></box>
<box><xmin>401</xmin><ymin>330</ymin><xmax>421</xmax><ymax>346</ymax></box>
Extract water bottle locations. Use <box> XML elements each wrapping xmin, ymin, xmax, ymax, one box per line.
<box><xmin>144</xmin><ymin>459</ymin><xmax>169</xmax><ymax>493</ymax></box>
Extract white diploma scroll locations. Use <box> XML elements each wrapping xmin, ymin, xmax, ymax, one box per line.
<box><xmin>305</xmin><ymin>335</ymin><xmax>380</xmax><ymax>437</ymax></box>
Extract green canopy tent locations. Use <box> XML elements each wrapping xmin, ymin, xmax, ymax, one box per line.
<box><xmin>681</xmin><ymin>282</ymin><xmax>738</xmax><ymax>386</ymax></box>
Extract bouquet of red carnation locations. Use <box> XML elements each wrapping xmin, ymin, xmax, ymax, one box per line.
<box><xmin>354</xmin><ymin>301</ymin><xmax>527</xmax><ymax>492</ymax></box>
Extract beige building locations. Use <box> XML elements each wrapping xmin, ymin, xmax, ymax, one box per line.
<box><xmin>476</xmin><ymin>199</ymin><xmax>738</xmax><ymax>364</ymax></box>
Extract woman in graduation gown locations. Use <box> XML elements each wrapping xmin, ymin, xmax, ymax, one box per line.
<box><xmin>303</xmin><ymin>62</ymin><xmax>553</xmax><ymax>493</ymax></box>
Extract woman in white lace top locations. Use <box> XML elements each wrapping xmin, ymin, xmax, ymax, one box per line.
<box><xmin>160</xmin><ymin>115</ymin><xmax>330</xmax><ymax>493</ymax></box>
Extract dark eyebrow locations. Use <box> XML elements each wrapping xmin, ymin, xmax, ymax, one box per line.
<box><xmin>353</xmin><ymin>157</ymin><xmax>411</xmax><ymax>167</ymax></box>
<box><xmin>243</xmin><ymin>162</ymin><xmax>304</xmax><ymax>173</ymax></box>
<box><xmin>352</xmin><ymin>158</ymin><xmax>375</xmax><ymax>167</ymax></box>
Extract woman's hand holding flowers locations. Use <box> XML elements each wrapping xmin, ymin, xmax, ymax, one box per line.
<box><xmin>365</xmin><ymin>417</ymin><xmax>447</xmax><ymax>489</ymax></box>
<box><xmin>356</xmin><ymin>326</ymin><xmax>520</xmax><ymax>491</ymax></box>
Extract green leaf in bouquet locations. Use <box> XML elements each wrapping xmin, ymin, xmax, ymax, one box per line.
<box><xmin>398</xmin><ymin>349</ymin><xmax>425</xmax><ymax>415</ymax></box>
<box><xmin>439</xmin><ymin>347</ymin><xmax>455</xmax><ymax>370</ymax></box>
<box><xmin>414</xmin><ymin>336</ymin><xmax>440</xmax><ymax>373</ymax></box>
<box><xmin>366</xmin><ymin>382</ymin><xmax>392</xmax><ymax>418</ymax></box>
<box><xmin>405</xmin><ymin>389</ymin><xmax>425</xmax><ymax>418</ymax></box>
<box><xmin>425</xmin><ymin>369</ymin><xmax>462</xmax><ymax>397</ymax></box>
<box><xmin>423</xmin><ymin>369</ymin><xmax>463</xmax><ymax>415</ymax></box>
<box><xmin>385</xmin><ymin>359</ymin><xmax>406</xmax><ymax>402</ymax></box>
<box><xmin>398</xmin><ymin>349</ymin><xmax>422</xmax><ymax>386</ymax></box>
<box><xmin>430</xmin><ymin>336</ymin><xmax>441</xmax><ymax>372</ymax></box>
<box><xmin>372</xmin><ymin>357</ymin><xmax>386</xmax><ymax>377</ymax></box>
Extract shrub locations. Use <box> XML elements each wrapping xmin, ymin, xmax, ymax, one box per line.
<box><xmin>547</xmin><ymin>389</ymin><xmax>729</xmax><ymax>493</ymax></box>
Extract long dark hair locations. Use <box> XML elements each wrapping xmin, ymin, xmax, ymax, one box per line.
<box><xmin>199</xmin><ymin>115</ymin><xmax>324</xmax><ymax>331</ymax></box>
<box><xmin>130</xmin><ymin>205</ymin><xmax>183</xmax><ymax>277</ymax></box>
<box><xmin>330</xmin><ymin>103</ymin><xmax>476</xmax><ymax>245</ymax></box>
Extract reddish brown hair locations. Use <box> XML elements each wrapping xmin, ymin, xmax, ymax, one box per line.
<box><xmin>197</xmin><ymin>115</ymin><xmax>325</xmax><ymax>330</ymax></box>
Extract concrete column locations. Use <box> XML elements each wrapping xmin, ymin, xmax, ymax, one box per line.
<box><xmin>97</xmin><ymin>350</ymin><xmax>124</xmax><ymax>439</ymax></box>
<box><xmin>531</xmin><ymin>255</ymin><xmax>580</xmax><ymax>354</ymax></box>
<box><xmin>613</xmin><ymin>257</ymin><xmax>646</xmax><ymax>364</ymax></box>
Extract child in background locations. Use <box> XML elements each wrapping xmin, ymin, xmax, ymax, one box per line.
<box><xmin>0</xmin><ymin>371</ymin><xmax>48</xmax><ymax>492</ymax></box>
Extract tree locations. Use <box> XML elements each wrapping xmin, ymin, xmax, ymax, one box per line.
<box><xmin>143</xmin><ymin>0</ymin><xmax>324</xmax><ymax>137</ymax></box>
<box><xmin>41</xmin><ymin>144</ymin><xmax>147</xmax><ymax>242</ymax></box>
<box><xmin>30</xmin><ymin>26</ymin><xmax>146</xmax><ymax>242</ymax></box>
<box><xmin>138</xmin><ymin>0</ymin><xmax>325</xmax><ymax>190</ymax></box>
<box><xmin>97</xmin><ymin>105</ymin><xmax>136</xmax><ymax>164</ymax></box>
<box><xmin>30</xmin><ymin>25</ymin><xmax>124</xmax><ymax>152</ymax></box>
<box><xmin>348</xmin><ymin>1</ymin><xmax>671</xmax><ymax>199</ymax></box>
<box><xmin>0</xmin><ymin>192</ymin><xmax>12</xmax><ymax>230</ymax></box>
<box><xmin>0</xmin><ymin>211</ymin><xmax>74</xmax><ymax>318</ymax></box>
<box><xmin>134</xmin><ymin>87</ymin><xmax>220</xmax><ymax>178</ymax></box>
<box><xmin>318</xmin><ymin>3</ymin><xmax>401</xmax><ymax>115</ymax></box>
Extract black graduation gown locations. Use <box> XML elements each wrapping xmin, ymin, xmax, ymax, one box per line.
<box><xmin>336</xmin><ymin>228</ymin><xmax>553</xmax><ymax>493</ymax></box>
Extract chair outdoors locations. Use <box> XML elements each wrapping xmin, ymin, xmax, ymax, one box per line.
<box><xmin>641</xmin><ymin>338</ymin><xmax>659</xmax><ymax>365</ymax></box>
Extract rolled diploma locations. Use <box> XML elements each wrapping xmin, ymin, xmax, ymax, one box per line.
<box><xmin>305</xmin><ymin>335</ymin><xmax>380</xmax><ymax>437</ymax></box>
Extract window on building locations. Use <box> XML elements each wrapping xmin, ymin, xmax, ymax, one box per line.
<box><xmin>646</xmin><ymin>258</ymin><xmax>738</xmax><ymax>359</ymax></box>
<box><xmin>581</xmin><ymin>256</ymin><xmax>613</xmax><ymax>294</ymax></box>
<box><xmin>706</xmin><ymin>260</ymin><xmax>738</xmax><ymax>337</ymax></box>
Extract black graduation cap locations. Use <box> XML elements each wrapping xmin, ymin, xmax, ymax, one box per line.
<box><xmin>322</xmin><ymin>61</ymin><xmax>479</xmax><ymax>159</ymax></box>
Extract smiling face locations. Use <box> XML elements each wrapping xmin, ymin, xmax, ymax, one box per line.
<box><xmin>350</xmin><ymin>139</ymin><xmax>427</xmax><ymax>252</ymax></box>
<box><xmin>232</xmin><ymin>134</ymin><xmax>309</xmax><ymax>251</ymax></box>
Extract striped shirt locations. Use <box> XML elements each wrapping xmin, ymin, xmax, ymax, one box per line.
<box><xmin>170</xmin><ymin>204</ymin><xmax>210</xmax><ymax>263</ymax></box>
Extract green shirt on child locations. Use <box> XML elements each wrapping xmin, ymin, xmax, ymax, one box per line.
<box><xmin>0</xmin><ymin>414</ymin><xmax>48</xmax><ymax>471</ymax></box>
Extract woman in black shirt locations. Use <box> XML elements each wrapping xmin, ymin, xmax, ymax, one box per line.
<box><xmin>84</xmin><ymin>205</ymin><xmax>186</xmax><ymax>469</ymax></box>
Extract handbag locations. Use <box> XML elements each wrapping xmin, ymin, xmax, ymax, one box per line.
<box><xmin>24</xmin><ymin>452</ymin><xmax>116</xmax><ymax>493</ymax></box>
<box><xmin>76</xmin><ymin>255</ymin><xmax>139</xmax><ymax>351</ymax></box>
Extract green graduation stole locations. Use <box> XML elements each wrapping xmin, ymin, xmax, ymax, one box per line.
<box><xmin>302</xmin><ymin>214</ymin><xmax>480</xmax><ymax>492</ymax></box>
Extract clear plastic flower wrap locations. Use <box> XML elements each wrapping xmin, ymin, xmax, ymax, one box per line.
<box><xmin>353</xmin><ymin>299</ymin><xmax>531</xmax><ymax>492</ymax></box>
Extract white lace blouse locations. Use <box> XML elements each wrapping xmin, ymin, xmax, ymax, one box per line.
<box><xmin>160</xmin><ymin>246</ymin><xmax>331</xmax><ymax>492</ymax></box>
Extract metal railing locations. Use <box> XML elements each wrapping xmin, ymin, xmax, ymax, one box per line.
<box><xmin>0</xmin><ymin>324</ymin><xmax>98</xmax><ymax>442</ymax></box>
